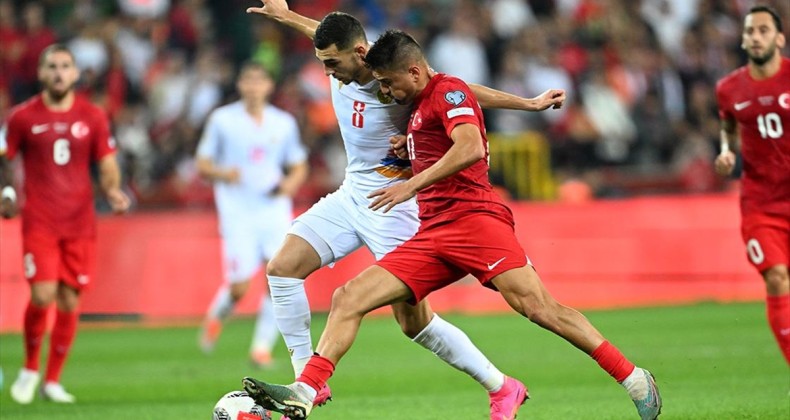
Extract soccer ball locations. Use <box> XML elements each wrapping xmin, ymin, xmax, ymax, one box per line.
<box><xmin>213</xmin><ymin>390</ymin><xmax>271</xmax><ymax>420</ymax></box>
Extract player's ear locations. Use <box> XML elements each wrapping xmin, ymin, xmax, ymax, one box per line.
<box><xmin>777</xmin><ymin>32</ymin><xmax>786</xmax><ymax>49</ymax></box>
<box><xmin>408</xmin><ymin>65</ymin><xmax>420</xmax><ymax>81</ymax></box>
<box><xmin>354</xmin><ymin>43</ymin><xmax>367</xmax><ymax>60</ymax></box>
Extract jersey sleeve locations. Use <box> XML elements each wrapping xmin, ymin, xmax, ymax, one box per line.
<box><xmin>196</xmin><ymin>111</ymin><xmax>221</xmax><ymax>160</ymax></box>
<box><xmin>92</xmin><ymin>107</ymin><xmax>117</xmax><ymax>161</ymax></box>
<box><xmin>283</xmin><ymin>114</ymin><xmax>307</xmax><ymax>167</ymax></box>
<box><xmin>433</xmin><ymin>78</ymin><xmax>482</xmax><ymax>138</ymax></box>
<box><xmin>715</xmin><ymin>79</ymin><xmax>733</xmax><ymax>122</ymax></box>
<box><xmin>1</xmin><ymin>110</ymin><xmax>24</xmax><ymax>159</ymax></box>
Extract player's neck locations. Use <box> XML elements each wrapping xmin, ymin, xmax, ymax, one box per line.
<box><xmin>747</xmin><ymin>55</ymin><xmax>782</xmax><ymax>80</ymax></box>
<box><xmin>357</xmin><ymin>70</ymin><xmax>374</xmax><ymax>85</ymax></box>
<box><xmin>414</xmin><ymin>67</ymin><xmax>436</xmax><ymax>96</ymax></box>
<box><xmin>244</xmin><ymin>100</ymin><xmax>266</xmax><ymax>122</ymax></box>
<box><xmin>41</xmin><ymin>90</ymin><xmax>75</xmax><ymax>112</ymax></box>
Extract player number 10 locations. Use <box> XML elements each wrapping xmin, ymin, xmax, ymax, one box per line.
<box><xmin>53</xmin><ymin>138</ymin><xmax>71</xmax><ymax>165</ymax></box>
<box><xmin>757</xmin><ymin>113</ymin><xmax>783</xmax><ymax>139</ymax></box>
<box><xmin>406</xmin><ymin>133</ymin><xmax>416</xmax><ymax>160</ymax></box>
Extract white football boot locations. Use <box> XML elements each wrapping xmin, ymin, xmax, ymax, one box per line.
<box><xmin>10</xmin><ymin>368</ymin><xmax>40</xmax><ymax>404</ymax></box>
<box><xmin>42</xmin><ymin>382</ymin><xmax>76</xmax><ymax>403</ymax></box>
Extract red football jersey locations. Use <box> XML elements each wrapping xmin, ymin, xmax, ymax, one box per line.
<box><xmin>2</xmin><ymin>94</ymin><xmax>116</xmax><ymax>237</ymax></box>
<box><xmin>407</xmin><ymin>73</ymin><xmax>513</xmax><ymax>226</ymax></box>
<box><xmin>716</xmin><ymin>56</ymin><xmax>790</xmax><ymax>217</ymax></box>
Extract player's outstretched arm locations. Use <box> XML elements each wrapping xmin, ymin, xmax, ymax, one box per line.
<box><xmin>714</xmin><ymin>119</ymin><xmax>738</xmax><ymax>177</ymax></box>
<box><xmin>246</xmin><ymin>0</ymin><xmax>320</xmax><ymax>40</ymax></box>
<box><xmin>0</xmin><ymin>153</ymin><xmax>18</xmax><ymax>219</ymax></box>
<box><xmin>470</xmin><ymin>84</ymin><xmax>566</xmax><ymax>112</ymax></box>
<box><xmin>98</xmin><ymin>153</ymin><xmax>130</xmax><ymax>214</ymax></box>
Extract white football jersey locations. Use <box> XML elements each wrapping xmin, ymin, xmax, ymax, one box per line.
<box><xmin>197</xmin><ymin>101</ymin><xmax>306</xmax><ymax>229</ymax></box>
<box><xmin>330</xmin><ymin>78</ymin><xmax>413</xmax><ymax>193</ymax></box>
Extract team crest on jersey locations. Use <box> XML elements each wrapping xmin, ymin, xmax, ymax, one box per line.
<box><xmin>376</xmin><ymin>90</ymin><xmax>394</xmax><ymax>104</ymax></box>
<box><xmin>779</xmin><ymin>93</ymin><xmax>790</xmax><ymax>109</ymax></box>
<box><xmin>758</xmin><ymin>96</ymin><xmax>774</xmax><ymax>106</ymax></box>
<box><xmin>411</xmin><ymin>111</ymin><xmax>423</xmax><ymax>129</ymax></box>
<box><xmin>444</xmin><ymin>90</ymin><xmax>466</xmax><ymax>106</ymax></box>
<box><xmin>71</xmin><ymin>121</ymin><xmax>89</xmax><ymax>138</ymax></box>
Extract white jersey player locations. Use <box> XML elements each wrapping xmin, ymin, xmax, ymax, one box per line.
<box><xmin>247</xmin><ymin>3</ymin><xmax>566</xmax><ymax>417</ymax></box>
<box><xmin>196</xmin><ymin>61</ymin><xmax>308</xmax><ymax>367</ymax></box>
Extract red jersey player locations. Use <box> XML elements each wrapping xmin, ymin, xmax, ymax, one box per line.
<box><xmin>0</xmin><ymin>44</ymin><xmax>130</xmax><ymax>404</ymax></box>
<box><xmin>715</xmin><ymin>6</ymin><xmax>790</xmax><ymax>366</ymax></box>
<box><xmin>241</xmin><ymin>30</ymin><xmax>662</xmax><ymax>420</ymax></box>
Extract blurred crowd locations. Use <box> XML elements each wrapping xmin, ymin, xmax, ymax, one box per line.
<box><xmin>1</xmin><ymin>0</ymin><xmax>788</xmax><ymax>206</ymax></box>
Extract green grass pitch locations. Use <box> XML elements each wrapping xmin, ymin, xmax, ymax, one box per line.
<box><xmin>0</xmin><ymin>302</ymin><xmax>788</xmax><ymax>419</ymax></box>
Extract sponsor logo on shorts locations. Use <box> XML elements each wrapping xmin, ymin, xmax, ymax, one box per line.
<box><xmin>487</xmin><ymin>256</ymin><xmax>507</xmax><ymax>271</ymax></box>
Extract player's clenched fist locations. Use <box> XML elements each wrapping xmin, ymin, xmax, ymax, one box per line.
<box><xmin>390</xmin><ymin>135</ymin><xmax>408</xmax><ymax>160</ymax></box>
<box><xmin>714</xmin><ymin>150</ymin><xmax>736</xmax><ymax>176</ymax></box>
<box><xmin>106</xmin><ymin>188</ymin><xmax>131</xmax><ymax>214</ymax></box>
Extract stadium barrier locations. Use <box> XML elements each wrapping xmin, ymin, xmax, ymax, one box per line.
<box><xmin>0</xmin><ymin>193</ymin><xmax>761</xmax><ymax>332</ymax></box>
<box><xmin>488</xmin><ymin>133</ymin><xmax>555</xmax><ymax>200</ymax></box>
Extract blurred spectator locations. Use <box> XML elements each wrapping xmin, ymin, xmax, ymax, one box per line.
<box><xmin>428</xmin><ymin>5</ymin><xmax>491</xmax><ymax>86</ymax></box>
<box><xmin>17</xmin><ymin>2</ymin><xmax>57</xmax><ymax>101</ymax></box>
<box><xmin>4</xmin><ymin>0</ymin><xmax>787</xmax><ymax>206</ymax></box>
<box><xmin>118</xmin><ymin>0</ymin><xmax>170</xmax><ymax>19</ymax></box>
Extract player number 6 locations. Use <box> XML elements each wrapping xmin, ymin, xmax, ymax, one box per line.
<box><xmin>53</xmin><ymin>138</ymin><xmax>71</xmax><ymax>165</ymax></box>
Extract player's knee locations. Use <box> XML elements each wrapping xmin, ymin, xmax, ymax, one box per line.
<box><xmin>229</xmin><ymin>282</ymin><xmax>249</xmax><ymax>301</ymax></box>
<box><xmin>763</xmin><ymin>265</ymin><xmax>790</xmax><ymax>294</ymax></box>
<box><xmin>266</xmin><ymin>254</ymin><xmax>299</xmax><ymax>278</ymax></box>
<box><xmin>330</xmin><ymin>284</ymin><xmax>363</xmax><ymax>317</ymax></box>
<box><xmin>30</xmin><ymin>288</ymin><xmax>56</xmax><ymax>307</ymax></box>
<box><xmin>329</xmin><ymin>285</ymin><xmax>351</xmax><ymax>313</ymax></box>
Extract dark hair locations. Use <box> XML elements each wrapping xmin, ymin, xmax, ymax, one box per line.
<box><xmin>314</xmin><ymin>12</ymin><xmax>367</xmax><ymax>50</ymax></box>
<box><xmin>363</xmin><ymin>30</ymin><xmax>424</xmax><ymax>72</ymax></box>
<box><xmin>38</xmin><ymin>44</ymin><xmax>75</xmax><ymax>68</ymax></box>
<box><xmin>238</xmin><ymin>60</ymin><xmax>270</xmax><ymax>78</ymax></box>
<box><xmin>748</xmin><ymin>5</ymin><xmax>783</xmax><ymax>33</ymax></box>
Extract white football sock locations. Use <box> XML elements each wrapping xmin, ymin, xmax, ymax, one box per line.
<box><xmin>269</xmin><ymin>275</ymin><xmax>313</xmax><ymax>377</ymax></box>
<box><xmin>413</xmin><ymin>314</ymin><xmax>505</xmax><ymax>392</ymax></box>
<box><xmin>250</xmin><ymin>294</ymin><xmax>279</xmax><ymax>354</ymax></box>
<box><xmin>206</xmin><ymin>285</ymin><xmax>235</xmax><ymax>321</ymax></box>
<box><xmin>621</xmin><ymin>367</ymin><xmax>647</xmax><ymax>400</ymax></box>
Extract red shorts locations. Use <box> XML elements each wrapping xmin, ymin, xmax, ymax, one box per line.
<box><xmin>22</xmin><ymin>229</ymin><xmax>96</xmax><ymax>290</ymax></box>
<box><xmin>741</xmin><ymin>212</ymin><xmax>790</xmax><ymax>273</ymax></box>
<box><xmin>377</xmin><ymin>212</ymin><xmax>529</xmax><ymax>303</ymax></box>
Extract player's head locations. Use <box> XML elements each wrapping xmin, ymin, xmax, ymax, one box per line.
<box><xmin>38</xmin><ymin>44</ymin><xmax>79</xmax><ymax>101</ymax></box>
<box><xmin>236</xmin><ymin>61</ymin><xmax>274</xmax><ymax>105</ymax></box>
<box><xmin>314</xmin><ymin>12</ymin><xmax>369</xmax><ymax>84</ymax></box>
<box><xmin>364</xmin><ymin>30</ymin><xmax>426</xmax><ymax>105</ymax></box>
<box><xmin>742</xmin><ymin>5</ymin><xmax>785</xmax><ymax>66</ymax></box>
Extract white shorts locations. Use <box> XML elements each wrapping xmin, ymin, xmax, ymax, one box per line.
<box><xmin>290</xmin><ymin>183</ymin><xmax>420</xmax><ymax>266</ymax></box>
<box><xmin>221</xmin><ymin>214</ymin><xmax>291</xmax><ymax>283</ymax></box>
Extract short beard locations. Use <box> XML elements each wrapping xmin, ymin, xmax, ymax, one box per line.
<box><xmin>748</xmin><ymin>45</ymin><xmax>776</xmax><ymax>66</ymax></box>
<box><xmin>45</xmin><ymin>81</ymin><xmax>75</xmax><ymax>102</ymax></box>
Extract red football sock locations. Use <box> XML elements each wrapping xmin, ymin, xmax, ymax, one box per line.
<box><xmin>297</xmin><ymin>355</ymin><xmax>335</xmax><ymax>393</ymax></box>
<box><xmin>591</xmin><ymin>340</ymin><xmax>636</xmax><ymax>383</ymax></box>
<box><xmin>23</xmin><ymin>302</ymin><xmax>49</xmax><ymax>371</ymax></box>
<box><xmin>45</xmin><ymin>309</ymin><xmax>78</xmax><ymax>383</ymax></box>
<box><xmin>766</xmin><ymin>294</ymin><xmax>790</xmax><ymax>365</ymax></box>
